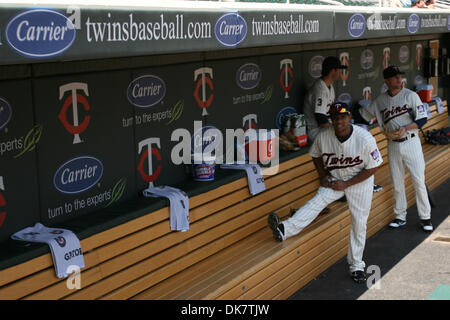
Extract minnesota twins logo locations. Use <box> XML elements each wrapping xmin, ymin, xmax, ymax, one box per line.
<box><xmin>137</xmin><ymin>137</ymin><xmax>162</xmax><ymax>188</ymax></box>
<box><xmin>416</xmin><ymin>44</ymin><xmax>423</xmax><ymax>71</ymax></box>
<box><xmin>340</xmin><ymin>52</ymin><xmax>350</xmax><ymax>87</ymax></box>
<box><xmin>58</xmin><ymin>83</ymin><xmax>90</xmax><ymax>144</ymax></box>
<box><xmin>243</xmin><ymin>114</ymin><xmax>257</xmax><ymax>131</ymax></box>
<box><xmin>322</xmin><ymin>153</ymin><xmax>363</xmax><ymax>170</ymax></box>
<box><xmin>54</xmin><ymin>236</ymin><xmax>66</xmax><ymax>248</ymax></box>
<box><xmin>0</xmin><ymin>176</ymin><xmax>6</xmax><ymax>228</ymax></box>
<box><xmin>193</xmin><ymin>67</ymin><xmax>214</xmax><ymax>116</ymax></box>
<box><xmin>363</xmin><ymin>87</ymin><xmax>372</xmax><ymax>101</ymax></box>
<box><xmin>280</xmin><ymin>59</ymin><xmax>293</xmax><ymax>99</ymax></box>
<box><xmin>382</xmin><ymin>47</ymin><xmax>391</xmax><ymax>70</ymax></box>
<box><xmin>382</xmin><ymin>104</ymin><xmax>409</xmax><ymax>123</ymax></box>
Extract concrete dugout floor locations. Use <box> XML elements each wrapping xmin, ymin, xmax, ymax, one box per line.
<box><xmin>290</xmin><ymin>178</ymin><xmax>450</xmax><ymax>300</ymax></box>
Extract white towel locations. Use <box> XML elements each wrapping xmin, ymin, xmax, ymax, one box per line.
<box><xmin>432</xmin><ymin>96</ymin><xmax>445</xmax><ymax>114</ymax></box>
<box><xmin>143</xmin><ymin>186</ymin><xmax>189</xmax><ymax>232</ymax></box>
<box><xmin>11</xmin><ymin>223</ymin><xmax>85</xmax><ymax>278</ymax></box>
<box><xmin>423</xmin><ymin>102</ymin><xmax>432</xmax><ymax>119</ymax></box>
<box><xmin>221</xmin><ymin>163</ymin><xmax>266</xmax><ymax>196</ymax></box>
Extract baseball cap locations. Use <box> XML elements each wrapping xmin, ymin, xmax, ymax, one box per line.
<box><xmin>329</xmin><ymin>102</ymin><xmax>351</xmax><ymax>116</ymax></box>
<box><xmin>322</xmin><ymin>56</ymin><xmax>348</xmax><ymax>76</ymax></box>
<box><xmin>383</xmin><ymin>65</ymin><xmax>405</xmax><ymax>79</ymax></box>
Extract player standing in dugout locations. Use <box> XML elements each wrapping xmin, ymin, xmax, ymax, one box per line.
<box><xmin>356</xmin><ymin>65</ymin><xmax>433</xmax><ymax>232</ymax></box>
<box><xmin>268</xmin><ymin>102</ymin><xmax>383</xmax><ymax>283</ymax></box>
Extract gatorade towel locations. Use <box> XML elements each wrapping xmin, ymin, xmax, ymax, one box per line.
<box><xmin>221</xmin><ymin>163</ymin><xmax>266</xmax><ymax>196</ymax></box>
<box><xmin>11</xmin><ymin>223</ymin><xmax>85</xmax><ymax>278</ymax></box>
<box><xmin>143</xmin><ymin>186</ymin><xmax>189</xmax><ymax>232</ymax></box>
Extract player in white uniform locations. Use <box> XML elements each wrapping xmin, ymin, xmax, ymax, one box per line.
<box><xmin>303</xmin><ymin>56</ymin><xmax>346</xmax><ymax>142</ymax></box>
<box><xmin>268</xmin><ymin>102</ymin><xmax>383</xmax><ymax>283</ymax></box>
<box><xmin>359</xmin><ymin>66</ymin><xmax>432</xmax><ymax>231</ymax></box>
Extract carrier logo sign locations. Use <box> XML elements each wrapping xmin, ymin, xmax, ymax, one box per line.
<box><xmin>127</xmin><ymin>75</ymin><xmax>166</xmax><ymax>108</ymax></box>
<box><xmin>54</xmin><ymin>156</ymin><xmax>104</xmax><ymax>194</ymax></box>
<box><xmin>280</xmin><ymin>59</ymin><xmax>293</xmax><ymax>98</ymax></box>
<box><xmin>408</xmin><ymin>14</ymin><xmax>420</xmax><ymax>34</ymax></box>
<box><xmin>59</xmin><ymin>83</ymin><xmax>90</xmax><ymax>144</ymax></box>
<box><xmin>236</xmin><ymin>63</ymin><xmax>261</xmax><ymax>90</ymax></box>
<box><xmin>137</xmin><ymin>138</ymin><xmax>162</xmax><ymax>188</ymax></box>
<box><xmin>0</xmin><ymin>98</ymin><xmax>12</xmax><ymax>131</ymax></box>
<box><xmin>348</xmin><ymin>13</ymin><xmax>366</xmax><ymax>38</ymax></box>
<box><xmin>399</xmin><ymin>45</ymin><xmax>409</xmax><ymax>64</ymax></box>
<box><xmin>276</xmin><ymin>106</ymin><xmax>297</xmax><ymax>129</ymax></box>
<box><xmin>338</xmin><ymin>93</ymin><xmax>352</xmax><ymax>107</ymax></box>
<box><xmin>215</xmin><ymin>12</ymin><xmax>247</xmax><ymax>47</ymax></box>
<box><xmin>309</xmin><ymin>56</ymin><xmax>323</xmax><ymax>79</ymax></box>
<box><xmin>6</xmin><ymin>9</ymin><xmax>76</xmax><ymax>58</ymax></box>
<box><xmin>194</xmin><ymin>67</ymin><xmax>214</xmax><ymax>116</ymax></box>
<box><xmin>360</xmin><ymin>49</ymin><xmax>374</xmax><ymax>70</ymax></box>
<box><xmin>0</xmin><ymin>176</ymin><xmax>6</xmax><ymax>228</ymax></box>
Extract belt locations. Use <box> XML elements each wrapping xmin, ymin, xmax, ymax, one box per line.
<box><xmin>393</xmin><ymin>133</ymin><xmax>415</xmax><ymax>143</ymax></box>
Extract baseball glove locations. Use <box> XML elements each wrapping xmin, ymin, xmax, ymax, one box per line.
<box><xmin>383</xmin><ymin>124</ymin><xmax>404</xmax><ymax>141</ymax></box>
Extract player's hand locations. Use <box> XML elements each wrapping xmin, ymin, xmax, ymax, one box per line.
<box><xmin>320</xmin><ymin>175</ymin><xmax>332</xmax><ymax>188</ymax></box>
<box><xmin>397</xmin><ymin>126</ymin><xmax>407</xmax><ymax>138</ymax></box>
<box><xmin>330</xmin><ymin>180</ymin><xmax>348</xmax><ymax>191</ymax></box>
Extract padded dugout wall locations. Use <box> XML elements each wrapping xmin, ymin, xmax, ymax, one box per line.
<box><xmin>0</xmin><ymin>39</ymin><xmax>441</xmax><ymax>241</ymax></box>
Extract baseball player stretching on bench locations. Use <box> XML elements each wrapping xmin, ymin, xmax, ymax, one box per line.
<box><xmin>358</xmin><ymin>66</ymin><xmax>432</xmax><ymax>232</ymax></box>
<box><xmin>268</xmin><ymin>102</ymin><xmax>383</xmax><ymax>283</ymax></box>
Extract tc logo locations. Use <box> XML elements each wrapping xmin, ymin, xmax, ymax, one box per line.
<box><xmin>382</xmin><ymin>47</ymin><xmax>391</xmax><ymax>71</ymax></box>
<box><xmin>363</xmin><ymin>87</ymin><xmax>372</xmax><ymax>101</ymax></box>
<box><xmin>137</xmin><ymin>138</ymin><xmax>162</xmax><ymax>188</ymax></box>
<box><xmin>340</xmin><ymin>52</ymin><xmax>350</xmax><ymax>87</ymax></box>
<box><xmin>58</xmin><ymin>83</ymin><xmax>90</xmax><ymax>144</ymax></box>
<box><xmin>0</xmin><ymin>176</ymin><xmax>6</xmax><ymax>228</ymax></box>
<box><xmin>243</xmin><ymin>114</ymin><xmax>257</xmax><ymax>131</ymax></box>
<box><xmin>54</xmin><ymin>236</ymin><xmax>66</xmax><ymax>248</ymax></box>
<box><xmin>416</xmin><ymin>44</ymin><xmax>423</xmax><ymax>71</ymax></box>
<box><xmin>194</xmin><ymin>67</ymin><xmax>214</xmax><ymax>116</ymax></box>
<box><xmin>280</xmin><ymin>59</ymin><xmax>293</xmax><ymax>99</ymax></box>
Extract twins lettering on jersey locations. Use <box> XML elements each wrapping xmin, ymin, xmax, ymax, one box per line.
<box><xmin>381</xmin><ymin>104</ymin><xmax>409</xmax><ymax>123</ymax></box>
<box><xmin>322</xmin><ymin>153</ymin><xmax>363</xmax><ymax>171</ymax></box>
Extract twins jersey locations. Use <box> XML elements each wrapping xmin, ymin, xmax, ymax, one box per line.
<box><xmin>309</xmin><ymin>125</ymin><xmax>383</xmax><ymax>182</ymax></box>
<box><xmin>361</xmin><ymin>88</ymin><xmax>427</xmax><ymax>133</ymax></box>
<box><xmin>304</xmin><ymin>79</ymin><xmax>335</xmax><ymax>140</ymax></box>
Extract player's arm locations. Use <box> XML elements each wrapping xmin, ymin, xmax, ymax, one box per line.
<box><xmin>398</xmin><ymin>94</ymin><xmax>428</xmax><ymax>136</ymax></box>
<box><xmin>312</xmin><ymin>156</ymin><xmax>332</xmax><ymax>188</ymax></box>
<box><xmin>314</xmin><ymin>93</ymin><xmax>331</xmax><ymax>128</ymax></box>
<box><xmin>315</xmin><ymin>113</ymin><xmax>331</xmax><ymax>128</ymax></box>
<box><xmin>330</xmin><ymin>167</ymin><xmax>378</xmax><ymax>191</ymax></box>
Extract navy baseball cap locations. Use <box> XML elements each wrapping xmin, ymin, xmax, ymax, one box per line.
<box><xmin>322</xmin><ymin>56</ymin><xmax>348</xmax><ymax>76</ymax></box>
<box><xmin>383</xmin><ymin>65</ymin><xmax>405</xmax><ymax>79</ymax></box>
<box><xmin>329</xmin><ymin>102</ymin><xmax>351</xmax><ymax>116</ymax></box>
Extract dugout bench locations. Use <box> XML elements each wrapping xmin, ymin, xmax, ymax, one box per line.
<box><xmin>0</xmin><ymin>100</ymin><xmax>448</xmax><ymax>300</ymax></box>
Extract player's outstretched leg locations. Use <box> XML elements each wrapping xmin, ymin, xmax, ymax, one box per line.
<box><xmin>268</xmin><ymin>187</ymin><xmax>343</xmax><ymax>242</ymax></box>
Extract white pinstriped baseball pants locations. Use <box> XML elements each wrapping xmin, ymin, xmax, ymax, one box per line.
<box><xmin>387</xmin><ymin>135</ymin><xmax>431</xmax><ymax>221</ymax></box>
<box><xmin>282</xmin><ymin>176</ymin><xmax>374</xmax><ymax>273</ymax></box>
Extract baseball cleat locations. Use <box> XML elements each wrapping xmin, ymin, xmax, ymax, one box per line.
<box><xmin>350</xmin><ymin>270</ymin><xmax>367</xmax><ymax>284</ymax></box>
<box><xmin>373</xmin><ymin>184</ymin><xmax>383</xmax><ymax>193</ymax></box>
<box><xmin>420</xmin><ymin>219</ymin><xmax>433</xmax><ymax>232</ymax></box>
<box><xmin>389</xmin><ymin>218</ymin><xmax>406</xmax><ymax>228</ymax></box>
<box><xmin>268</xmin><ymin>212</ymin><xmax>286</xmax><ymax>242</ymax></box>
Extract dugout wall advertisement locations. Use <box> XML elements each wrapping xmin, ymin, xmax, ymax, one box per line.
<box><xmin>0</xmin><ymin>38</ymin><xmax>439</xmax><ymax>241</ymax></box>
